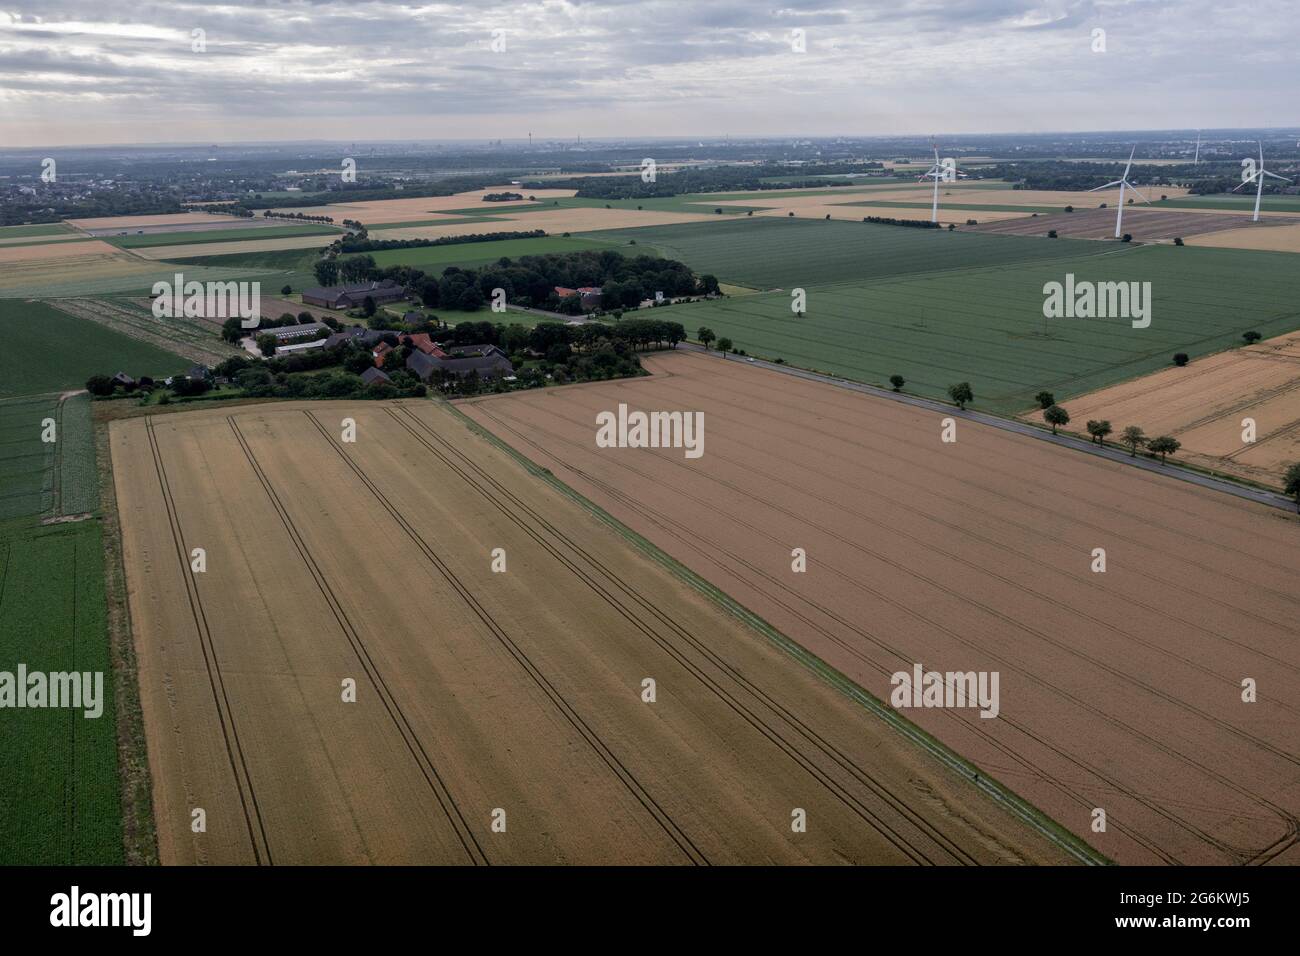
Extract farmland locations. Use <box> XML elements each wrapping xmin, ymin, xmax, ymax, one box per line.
<box><xmin>109</xmin><ymin>399</ymin><xmax>1075</xmax><ymax>865</ymax></box>
<box><xmin>1041</xmin><ymin>330</ymin><xmax>1300</xmax><ymax>488</ymax></box>
<box><xmin>587</xmin><ymin>217</ymin><xmax>1105</xmax><ymax>289</ymax></box>
<box><xmin>105</xmin><ymin>223</ymin><xmax>340</xmax><ymax>249</ymax></box>
<box><xmin>462</xmin><ymin>350</ymin><xmax>1300</xmax><ymax>865</ymax></box>
<box><xmin>0</xmin><ymin>392</ymin><xmax>121</xmax><ymax>864</ymax></box>
<box><xmin>45</xmin><ymin>298</ymin><xmax>242</xmax><ymax>367</ymax></box>
<box><xmin>0</xmin><ymin>299</ymin><xmax>193</xmax><ymax>397</ymax></box>
<box><xmin>657</xmin><ymin>241</ymin><xmax>1300</xmax><ymax>414</ymax></box>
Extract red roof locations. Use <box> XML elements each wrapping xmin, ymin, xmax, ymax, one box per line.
<box><xmin>400</xmin><ymin>332</ymin><xmax>446</xmax><ymax>357</ymax></box>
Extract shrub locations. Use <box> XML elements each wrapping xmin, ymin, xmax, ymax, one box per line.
<box><xmin>1173</xmin><ymin>353</ymin><xmax>1189</xmax><ymax>367</ymax></box>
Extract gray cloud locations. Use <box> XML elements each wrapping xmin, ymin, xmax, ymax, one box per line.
<box><xmin>0</xmin><ymin>0</ymin><xmax>1295</xmax><ymax>146</ymax></box>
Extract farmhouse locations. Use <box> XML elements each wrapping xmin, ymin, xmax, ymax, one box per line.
<box><xmin>325</xmin><ymin>324</ymin><xmax>387</xmax><ymax>349</ymax></box>
<box><xmin>406</xmin><ymin>344</ymin><xmax>514</xmax><ymax>382</ymax></box>
<box><xmin>302</xmin><ymin>279</ymin><xmax>405</xmax><ymax>309</ymax></box>
<box><xmin>360</xmin><ymin>367</ymin><xmax>392</xmax><ymax>386</ymax></box>
<box><xmin>399</xmin><ymin>332</ymin><xmax>447</xmax><ymax>357</ymax></box>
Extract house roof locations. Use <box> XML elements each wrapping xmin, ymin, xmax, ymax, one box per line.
<box><xmin>360</xmin><ymin>367</ymin><xmax>392</xmax><ymax>385</ymax></box>
<box><xmin>263</xmin><ymin>322</ymin><xmax>328</xmax><ymax>340</ymax></box>
<box><xmin>400</xmin><ymin>332</ymin><xmax>446</xmax><ymax>357</ymax></box>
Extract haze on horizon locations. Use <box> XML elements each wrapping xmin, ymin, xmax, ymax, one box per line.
<box><xmin>1</xmin><ymin>0</ymin><xmax>1296</xmax><ymax>150</ymax></box>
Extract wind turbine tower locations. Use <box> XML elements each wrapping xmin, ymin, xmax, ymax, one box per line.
<box><xmin>1089</xmin><ymin>145</ymin><xmax>1149</xmax><ymax>239</ymax></box>
<box><xmin>922</xmin><ymin>144</ymin><xmax>950</xmax><ymax>224</ymax></box>
<box><xmin>1234</xmin><ymin>141</ymin><xmax>1292</xmax><ymax>222</ymax></box>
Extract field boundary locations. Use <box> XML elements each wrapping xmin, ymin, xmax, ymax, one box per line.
<box><xmin>95</xmin><ymin>412</ymin><xmax>159</xmax><ymax>865</ymax></box>
<box><xmin>442</xmin><ymin>398</ymin><xmax>1109</xmax><ymax>866</ymax></box>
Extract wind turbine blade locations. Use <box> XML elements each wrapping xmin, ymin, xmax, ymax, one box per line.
<box><xmin>1123</xmin><ymin>144</ymin><xmax>1136</xmax><ymax>179</ymax></box>
<box><xmin>1089</xmin><ymin>180</ymin><xmax>1124</xmax><ymax>191</ymax></box>
<box><xmin>1262</xmin><ymin>170</ymin><xmax>1292</xmax><ymax>182</ymax></box>
<box><xmin>1125</xmin><ymin>182</ymin><xmax>1152</xmax><ymax>204</ymax></box>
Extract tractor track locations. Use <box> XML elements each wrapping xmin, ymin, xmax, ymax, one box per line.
<box><xmin>389</xmin><ymin>404</ymin><xmax>956</xmax><ymax>865</ymax></box>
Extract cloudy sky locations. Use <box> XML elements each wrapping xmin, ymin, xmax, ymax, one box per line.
<box><xmin>1</xmin><ymin>0</ymin><xmax>1296</xmax><ymax>148</ymax></box>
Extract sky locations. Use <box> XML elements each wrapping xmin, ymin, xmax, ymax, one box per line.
<box><xmin>1</xmin><ymin>0</ymin><xmax>1297</xmax><ymax>148</ymax></box>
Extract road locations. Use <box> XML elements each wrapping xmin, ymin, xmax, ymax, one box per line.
<box><xmin>678</xmin><ymin>342</ymin><xmax>1297</xmax><ymax>513</ymax></box>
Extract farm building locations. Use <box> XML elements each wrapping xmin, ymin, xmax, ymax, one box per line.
<box><xmin>324</xmin><ymin>325</ymin><xmax>388</xmax><ymax>349</ymax></box>
<box><xmin>406</xmin><ymin>344</ymin><xmax>514</xmax><ymax>382</ymax></box>
<box><xmin>554</xmin><ymin>285</ymin><xmax>603</xmax><ymax>311</ymax></box>
<box><xmin>302</xmin><ymin>279</ymin><xmax>406</xmax><ymax>309</ymax></box>
<box><xmin>359</xmin><ymin>367</ymin><xmax>392</xmax><ymax>386</ymax></box>
<box><xmin>276</xmin><ymin>338</ymin><xmax>329</xmax><ymax>356</ymax></box>
<box><xmin>259</xmin><ymin>322</ymin><xmax>329</xmax><ymax>343</ymax></box>
<box><xmin>399</xmin><ymin>332</ymin><xmax>446</xmax><ymax>357</ymax></box>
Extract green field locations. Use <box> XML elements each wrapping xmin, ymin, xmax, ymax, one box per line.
<box><xmin>588</xmin><ymin>217</ymin><xmax>1109</xmax><ymax>289</ymax></box>
<box><xmin>671</xmin><ymin>243</ymin><xmax>1300</xmax><ymax>414</ymax></box>
<box><xmin>1152</xmin><ymin>195</ymin><xmax>1300</xmax><ymax>213</ymax></box>
<box><xmin>360</xmin><ymin>234</ymin><xmax>635</xmax><ymax>272</ymax></box>
<box><xmin>105</xmin><ymin>223</ymin><xmax>340</xmax><ymax>249</ymax></box>
<box><xmin>0</xmin><ymin>392</ymin><xmax>121</xmax><ymax>864</ymax></box>
<box><xmin>0</xmin><ymin>299</ymin><xmax>191</xmax><ymax>397</ymax></box>
<box><xmin>0</xmin><ymin>223</ymin><xmax>75</xmax><ymax>239</ymax></box>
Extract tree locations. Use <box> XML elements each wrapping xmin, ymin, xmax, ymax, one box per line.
<box><xmin>313</xmin><ymin>258</ymin><xmax>339</xmax><ymax>286</ymax></box>
<box><xmin>1243</xmin><ymin>330</ymin><xmax>1262</xmax><ymax>344</ymax></box>
<box><xmin>1173</xmin><ymin>353</ymin><xmax>1189</xmax><ymax>367</ymax></box>
<box><xmin>86</xmin><ymin>375</ymin><xmax>115</xmax><ymax>396</ymax></box>
<box><xmin>1044</xmin><ymin>404</ymin><xmax>1069</xmax><ymax>435</ymax></box>
<box><xmin>889</xmin><ymin>374</ymin><xmax>905</xmax><ymax>392</ymax></box>
<box><xmin>1121</xmin><ymin>425</ymin><xmax>1146</xmax><ymax>457</ymax></box>
<box><xmin>947</xmin><ymin>382</ymin><xmax>973</xmax><ymax>409</ymax></box>
<box><xmin>1121</xmin><ymin>233</ymin><xmax>1133</xmax><ymax>243</ymax></box>
<box><xmin>255</xmin><ymin>333</ymin><xmax>278</xmax><ymax>357</ymax></box>
<box><xmin>281</xmin><ymin>284</ymin><xmax>292</xmax><ymax>295</ymax></box>
<box><xmin>1284</xmin><ymin>462</ymin><xmax>1300</xmax><ymax>513</ymax></box>
<box><xmin>716</xmin><ymin>337</ymin><xmax>733</xmax><ymax>355</ymax></box>
<box><xmin>361</xmin><ymin>295</ymin><xmax>376</xmax><ymax>318</ymax></box>
<box><xmin>1035</xmin><ymin>390</ymin><xmax>1055</xmax><ymax>410</ymax></box>
<box><xmin>1086</xmin><ymin>419</ymin><xmax>1112</xmax><ymax>446</ymax></box>
<box><xmin>697</xmin><ymin>327</ymin><xmax>716</xmax><ymax>350</ymax></box>
<box><xmin>1173</xmin><ymin>237</ymin><xmax>1184</xmax><ymax>246</ymax></box>
<box><xmin>1147</xmin><ymin>435</ymin><xmax>1181</xmax><ymax>463</ymax></box>
<box><xmin>1047</xmin><ymin>229</ymin><xmax>1058</xmax><ymax>238</ymax></box>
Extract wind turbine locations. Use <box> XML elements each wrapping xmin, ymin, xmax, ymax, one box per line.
<box><xmin>923</xmin><ymin>144</ymin><xmax>947</xmax><ymax>224</ymax></box>
<box><xmin>1234</xmin><ymin>141</ymin><xmax>1292</xmax><ymax>222</ymax></box>
<box><xmin>1194</xmin><ymin>130</ymin><xmax>1200</xmax><ymax>164</ymax></box>
<box><xmin>1089</xmin><ymin>145</ymin><xmax>1149</xmax><ymax>239</ymax></box>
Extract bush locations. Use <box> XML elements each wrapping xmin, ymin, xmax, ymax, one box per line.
<box><xmin>1243</xmin><ymin>330</ymin><xmax>1262</xmax><ymax>344</ymax></box>
<box><xmin>281</xmin><ymin>284</ymin><xmax>292</xmax><ymax>295</ymax></box>
<box><xmin>85</xmin><ymin>375</ymin><xmax>115</xmax><ymax>397</ymax></box>
<box><xmin>1173</xmin><ymin>237</ymin><xmax>1184</xmax><ymax>246</ymax></box>
<box><xmin>1173</xmin><ymin>353</ymin><xmax>1189</xmax><ymax>367</ymax></box>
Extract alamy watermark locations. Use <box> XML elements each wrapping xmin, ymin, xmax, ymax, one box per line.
<box><xmin>1042</xmin><ymin>273</ymin><xmax>1151</xmax><ymax>329</ymax></box>
<box><xmin>890</xmin><ymin>663</ymin><xmax>999</xmax><ymax>719</ymax></box>
<box><xmin>596</xmin><ymin>403</ymin><xmax>704</xmax><ymax>459</ymax></box>
<box><xmin>152</xmin><ymin>273</ymin><xmax>261</xmax><ymax>328</ymax></box>
<box><xmin>1</xmin><ymin>664</ymin><xmax>103</xmax><ymax>718</ymax></box>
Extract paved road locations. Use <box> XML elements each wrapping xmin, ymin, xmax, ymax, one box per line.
<box><xmin>677</xmin><ymin>342</ymin><xmax>1297</xmax><ymax>513</ymax></box>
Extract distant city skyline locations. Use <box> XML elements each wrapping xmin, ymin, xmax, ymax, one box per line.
<box><xmin>2</xmin><ymin>1</ymin><xmax>1297</xmax><ymax>149</ymax></box>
